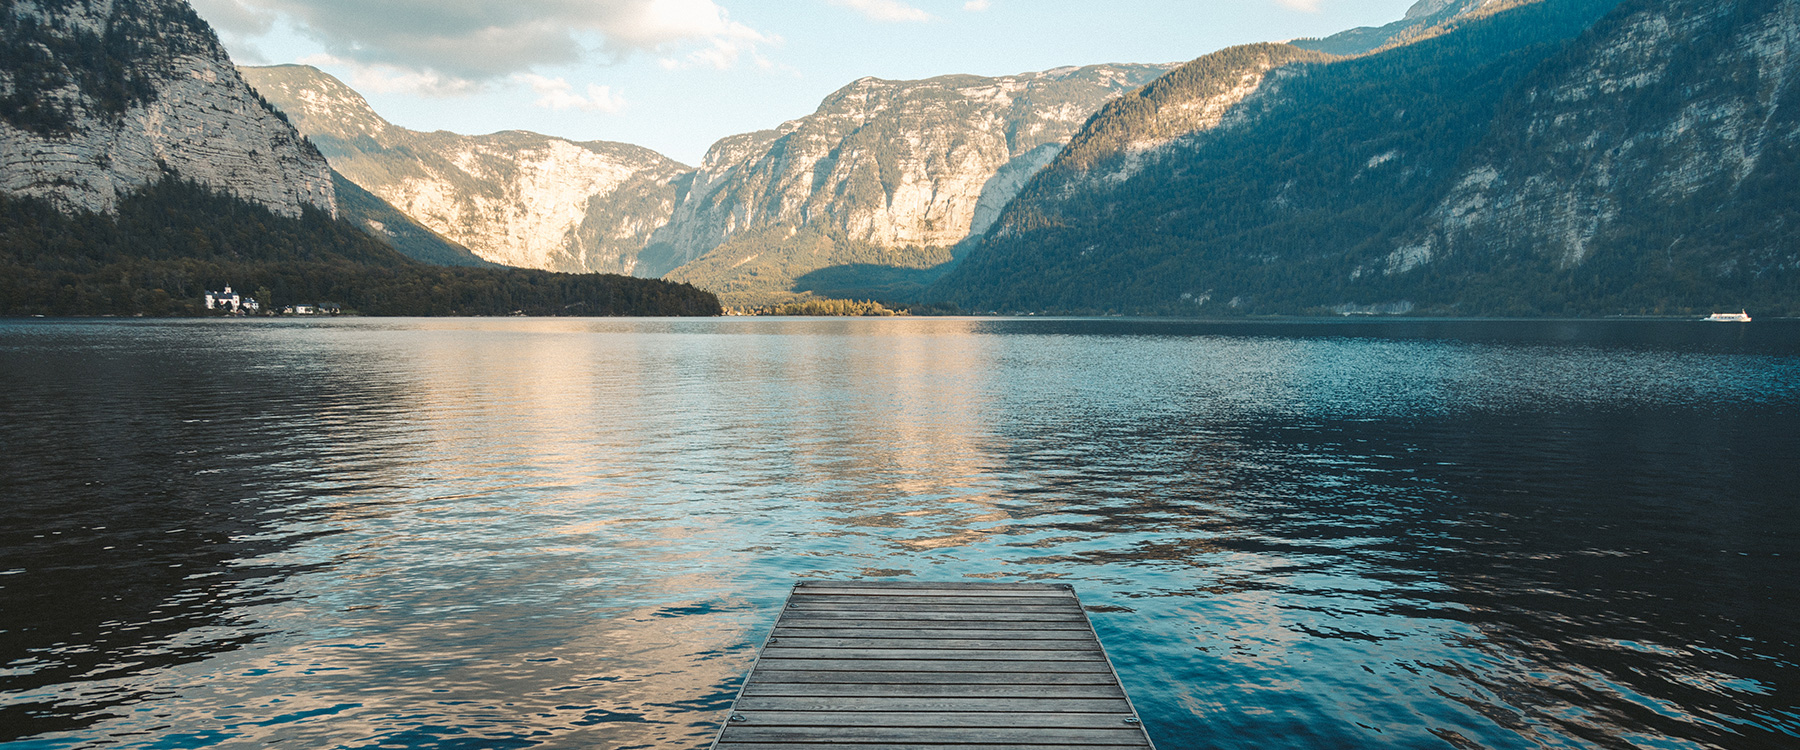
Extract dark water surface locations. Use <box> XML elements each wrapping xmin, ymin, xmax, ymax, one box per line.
<box><xmin>1</xmin><ymin>317</ymin><xmax>1796</xmax><ymax>749</ymax></box>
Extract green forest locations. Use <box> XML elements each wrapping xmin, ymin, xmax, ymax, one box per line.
<box><xmin>0</xmin><ymin>179</ymin><xmax>720</xmax><ymax>317</ymax></box>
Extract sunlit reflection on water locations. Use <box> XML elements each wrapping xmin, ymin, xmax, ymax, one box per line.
<box><xmin>1</xmin><ymin>317</ymin><xmax>1797</xmax><ymax>748</ymax></box>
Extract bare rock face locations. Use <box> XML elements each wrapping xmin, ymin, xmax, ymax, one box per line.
<box><xmin>0</xmin><ymin>0</ymin><xmax>333</xmax><ymax>218</ymax></box>
<box><xmin>652</xmin><ymin>64</ymin><xmax>1175</xmax><ymax>285</ymax></box>
<box><xmin>1389</xmin><ymin>0</ymin><xmax>1800</xmax><ymax>275</ymax></box>
<box><xmin>240</xmin><ymin>65</ymin><xmax>691</xmax><ymax>275</ymax></box>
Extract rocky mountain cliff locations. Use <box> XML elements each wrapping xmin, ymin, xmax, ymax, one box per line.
<box><xmin>935</xmin><ymin>0</ymin><xmax>1798</xmax><ymax>316</ymax></box>
<box><xmin>653</xmin><ymin>63</ymin><xmax>1175</xmax><ymax>304</ymax></box>
<box><xmin>239</xmin><ymin>65</ymin><xmax>691</xmax><ymax>275</ymax></box>
<box><xmin>1388</xmin><ymin>0</ymin><xmax>1800</xmax><ymax>292</ymax></box>
<box><xmin>331</xmin><ymin>170</ymin><xmax>492</xmax><ymax>267</ymax></box>
<box><xmin>1</xmin><ymin>0</ymin><xmax>333</xmax><ymax>218</ymax></box>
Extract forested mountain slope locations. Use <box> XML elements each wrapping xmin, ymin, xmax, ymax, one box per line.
<box><xmin>934</xmin><ymin>0</ymin><xmax>1798</xmax><ymax>316</ymax></box>
<box><xmin>0</xmin><ymin>179</ymin><xmax>720</xmax><ymax>316</ymax></box>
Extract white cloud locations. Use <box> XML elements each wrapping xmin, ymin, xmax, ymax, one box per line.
<box><xmin>1274</xmin><ymin>0</ymin><xmax>1324</xmax><ymax>12</ymax></box>
<box><xmin>299</xmin><ymin>54</ymin><xmax>482</xmax><ymax>96</ymax></box>
<box><xmin>826</xmin><ymin>0</ymin><xmax>935</xmax><ymax>23</ymax></box>
<box><xmin>194</xmin><ymin>0</ymin><xmax>775</xmax><ymax>87</ymax></box>
<box><xmin>516</xmin><ymin>74</ymin><xmax>628</xmax><ymax>112</ymax></box>
<box><xmin>963</xmin><ymin>0</ymin><xmax>991</xmax><ymax>11</ymax></box>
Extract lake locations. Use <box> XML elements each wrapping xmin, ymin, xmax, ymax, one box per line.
<box><xmin>1</xmin><ymin>317</ymin><xmax>1796</xmax><ymax>749</ymax></box>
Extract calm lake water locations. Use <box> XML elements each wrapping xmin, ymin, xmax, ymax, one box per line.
<box><xmin>1</xmin><ymin>317</ymin><xmax>1797</xmax><ymax>749</ymax></box>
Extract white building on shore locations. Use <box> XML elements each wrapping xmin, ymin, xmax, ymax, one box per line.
<box><xmin>204</xmin><ymin>286</ymin><xmax>260</xmax><ymax>314</ymax></box>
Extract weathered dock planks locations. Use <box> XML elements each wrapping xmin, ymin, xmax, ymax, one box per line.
<box><xmin>710</xmin><ymin>580</ymin><xmax>1155</xmax><ymax>749</ymax></box>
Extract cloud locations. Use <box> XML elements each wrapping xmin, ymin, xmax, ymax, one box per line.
<box><xmin>1273</xmin><ymin>0</ymin><xmax>1324</xmax><ymax>12</ymax></box>
<box><xmin>963</xmin><ymin>0</ymin><xmax>991</xmax><ymax>10</ymax></box>
<box><xmin>826</xmin><ymin>0</ymin><xmax>935</xmax><ymax>23</ymax></box>
<box><xmin>516</xmin><ymin>74</ymin><xmax>628</xmax><ymax>112</ymax></box>
<box><xmin>193</xmin><ymin>0</ymin><xmax>774</xmax><ymax>85</ymax></box>
<box><xmin>298</xmin><ymin>54</ymin><xmax>482</xmax><ymax>96</ymax></box>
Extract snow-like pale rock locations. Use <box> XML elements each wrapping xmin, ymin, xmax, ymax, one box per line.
<box><xmin>652</xmin><ymin>64</ymin><xmax>1176</xmax><ymax>275</ymax></box>
<box><xmin>241</xmin><ymin>65</ymin><xmax>689</xmax><ymax>275</ymax></box>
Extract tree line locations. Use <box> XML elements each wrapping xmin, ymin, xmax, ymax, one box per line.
<box><xmin>0</xmin><ymin>179</ymin><xmax>721</xmax><ymax>317</ymax></box>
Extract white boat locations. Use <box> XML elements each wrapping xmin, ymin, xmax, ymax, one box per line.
<box><xmin>1706</xmin><ymin>310</ymin><xmax>1751</xmax><ymax>322</ymax></box>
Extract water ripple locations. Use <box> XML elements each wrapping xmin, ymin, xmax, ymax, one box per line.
<box><xmin>1</xmin><ymin>317</ymin><xmax>1796</xmax><ymax>749</ymax></box>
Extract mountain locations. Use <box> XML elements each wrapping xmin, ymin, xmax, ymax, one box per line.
<box><xmin>1291</xmin><ymin>0</ymin><xmax>1538</xmax><ymax>56</ymax></box>
<box><xmin>1386</xmin><ymin>0</ymin><xmax>1800</xmax><ymax>312</ymax></box>
<box><xmin>0</xmin><ymin>177</ymin><xmax>721</xmax><ymax>316</ymax></box>
<box><xmin>240</xmin><ymin>61</ymin><xmax>1173</xmax><ymax>306</ymax></box>
<box><xmin>239</xmin><ymin>64</ymin><xmax>691</xmax><ymax>275</ymax></box>
<box><xmin>651</xmin><ymin>64</ymin><xmax>1176</xmax><ymax>305</ymax></box>
<box><xmin>998</xmin><ymin>43</ymin><xmax>1337</xmax><ymax>226</ymax></box>
<box><xmin>331</xmin><ymin>170</ymin><xmax>493</xmax><ymax>267</ymax></box>
<box><xmin>0</xmin><ymin>1</ymin><xmax>717</xmax><ymax>317</ymax></box>
<box><xmin>934</xmin><ymin>0</ymin><xmax>1799</xmax><ymax>316</ymax></box>
<box><xmin>1</xmin><ymin>0</ymin><xmax>332</xmax><ymax>217</ymax></box>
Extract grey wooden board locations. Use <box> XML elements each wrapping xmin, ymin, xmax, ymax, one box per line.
<box><xmin>725</xmin><ymin>711</ymin><xmax>1138</xmax><ymax>728</ymax></box>
<box><xmin>793</xmin><ymin>580</ymin><xmax>1070</xmax><ymax>590</ymax></box>
<box><xmin>747</xmin><ymin>670</ymin><xmax>1120</xmax><ymax>686</ymax></box>
<box><xmin>718</xmin><ymin>727</ymin><xmax>1148</xmax><ymax>743</ymax></box>
<box><xmin>770</xmin><ymin>637</ymin><xmax>1097</xmax><ymax>649</ymax></box>
<box><xmin>742</xmin><ymin>683</ymin><xmax>1127</xmax><ymax>699</ymax></box>
<box><xmin>718</xmin><ymin>746</ymin><xmax>1150</xmax><ymax>750</ymax></box>
<box><xmin>734</xmin><ymin>697</ymin><xmax>1134</xmax><ymax>712</ymax></box>
<box><xmin>787</xmin><ymin>602</ymin><xmax>1079</xmax><ymax>612</ymax></box>
<box><xmin>787</xmin><ymin>595</ymin><xmax>1078</xmax><ymax>606</ymax></box>
<box><xmin>760</xmin><ymin>647</ymin><xmax>1107</xmax><ymax>661</ymax></box>
<box><xmin>796</xmin><ymin>587</ymin><xmax>1073</xmax><ymax>597</ymax></box>
<box><xmin>711</xmin><ymin>581</ymin><xmax>1153</xmax><ymax>749</ymax></box>
<box><xmin>718</xmin><ymin>746</ymin><xmax>1148</xmax><ymax>750</ymax></box>
<box><xmin>753</xmin><ymin>658</ymin><xmax>1117</xmax><ymax>673</ymax></box>
<box><xmin>773</xmin><ymin>627</ymin><xmax>1096</xmax><ymax>639</ymax></box>
<box><xmin>774</xmin><ymin>611</ymin><xmax>1088</xmax><ymax>622</ymax></box>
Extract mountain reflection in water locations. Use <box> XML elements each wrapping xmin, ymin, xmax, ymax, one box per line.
<box><xmin>1</xmin><ymin>317</ymin><xmax>1795</xmax><ymax>749</ymax></box>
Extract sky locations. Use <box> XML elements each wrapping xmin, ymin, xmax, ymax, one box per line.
<box><xmin>192</xmin><ymin>0</ymin><xmax>1421</xmax><ymax>165</ymax></box>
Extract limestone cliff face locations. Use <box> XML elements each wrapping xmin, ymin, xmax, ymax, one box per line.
<box><xmin>0</xmin><ymin>0</ymin><xmax>333</xmax><ymax>217</ymax></box>
<box><xmin>652</xmin><ymin>64</ymin><xmax>1174</xmax><ymax>281</ymax></box>
<box><xmin>240</xmin><ymin>65</ymin><xmax>690</xmax><ymax>274</ymax></box>
<box><xmin>1387</xmin><ymin>0</ymin><xmax>1800</xmax><ymax>277</ymax></box>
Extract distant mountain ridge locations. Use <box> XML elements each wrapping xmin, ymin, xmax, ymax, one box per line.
<box><xmin>239</xmin><ymin>65</ymin><xmax>691</xmax><ymax>275</ymax></box>
<box><xmin>246</xmin><ymin>61</ymin><xmax>1175</xmax><ymax>306</ymax></box>
<box><xmin>654</xmin><ymin>63</ymin><xmax>1176</xmax><ymax>305</ymax></box>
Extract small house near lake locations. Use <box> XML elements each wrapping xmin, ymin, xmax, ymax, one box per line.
<box><xmin>203</xmin><ymin>286</ymin><xmax>260</xmax><ymax>314</ymax></box>
<box><xmin>283</xmin><ymin>302</ymin><xmax>341</xmax><ymax>315</ymax></box>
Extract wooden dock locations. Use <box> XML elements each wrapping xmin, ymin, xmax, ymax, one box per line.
<box><xmin>709</xmin><ymin>580</ymin><xmax>1155</xmax><ymax>749</ymax></box>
